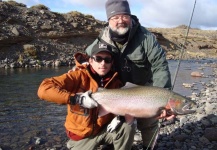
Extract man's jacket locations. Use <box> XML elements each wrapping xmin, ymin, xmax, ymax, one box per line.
<box><xmin>37</xmin><ymin>53</ymin><xmax>122</xmax><ymax>140</ymax></box>
<box><xmin>86</xmin><ymin>15</ymin><xmax>171</xmax><ymax>89</ymax></box>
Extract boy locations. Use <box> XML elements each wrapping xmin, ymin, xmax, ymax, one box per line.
<box><xmin>38</xmin><ymin>42</ymin><xmax>135</xmax><ymax>150</ymax></box>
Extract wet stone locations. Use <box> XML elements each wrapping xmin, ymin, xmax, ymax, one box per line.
<box><xmin>204</xmin><ymin>128</ymin><xmax>217</xmax><ymax>141</ymax></box>
<box><xmin>175</xmin><ymin>134</ymin><xmax>189</xmax><ymax>142</ymax></box>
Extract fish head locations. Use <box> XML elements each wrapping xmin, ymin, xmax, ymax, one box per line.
<box><xmin>168</xmin><ymin>93</ymin><xmax>196</xmax><ymax>115</ymax></box>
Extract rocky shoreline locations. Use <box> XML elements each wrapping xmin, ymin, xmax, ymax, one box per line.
<box><xmin>0</xmin><ymin>55</ymin><xmax>216</xmax><ymax>70</ymax></box>
<box><xmin>0</xmin><ymin>56</ymin><xmax>75</xmax><ymax>69</ymax></box>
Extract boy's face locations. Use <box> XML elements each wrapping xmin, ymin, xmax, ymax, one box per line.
<box><xmin>89</xmin><ymin>51</ymin><xmax>113</xmax><ymax>76</ymax></box>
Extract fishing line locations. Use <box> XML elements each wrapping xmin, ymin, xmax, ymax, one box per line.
<box><xmin>171</xmin><ymin>0</ymin><xmax>197</xmax><ymax>90</ymax></box>
<box><xmin>150</xmin><ymin>1</ymin><xmax>197</xmax><ymax>149</ymax></box>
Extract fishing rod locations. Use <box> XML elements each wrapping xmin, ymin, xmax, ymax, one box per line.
<box><xmin>171</xmin><ymin>0</ymin><xmax>197</xmax><ymax>90</ymax></box>
<box><xmin>149</xmin><ymin>0</ymin><xmax>198</xmax><ymax>150</ymax></box>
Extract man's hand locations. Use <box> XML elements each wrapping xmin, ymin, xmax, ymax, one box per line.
<box><xmin>158</xmin><ymin>109</ymin><xmax>176</xmax><ymax>120</ymax></box>
<box><xmin>70</xmin><ymin>91</ymin><xmax>98</xmax><ymax>109</ymax></box>
<box><xmin>107</xmin><ymin>115</ymin><xmax>135</xmax><ymax>132</ymax></box>
<box><xmin>157</xmin><ymin>109</ymin><xmax>176</xmax><ymax>126</ymax></box>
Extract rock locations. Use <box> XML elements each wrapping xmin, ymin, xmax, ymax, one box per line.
<box><xmin>191</xmin><ymin>71</ymin><xmax>202</xmax><ymax>77</ymax></box>
<box><xmin>199</xmin><ymin>136</ymin><xmax>210</xmax><ymax>144</ymax></box>
<box><xmin>173</xmin><ymin>134</ymin><xmax>188</xmax><ymax>142</ymax></box>
<box><xmin>35</xmin><ymin>137</ymin><xmax>41</xmax><ymax>145</ymax></box>
<box><xmin>210</xmin><ymin>116</ymin><xmax>217</xmax><ymax>124</ymax></box>
<box><xmin>12</xmin><ymin>27</ymin><xmax>20</xmax><ymax>36</ymax></box>
<box><xmin>54</xmin><ymin>60</ymin><xmax>61</xmax><ymax>67</ymax></box>
<box><xmin>180</xmin><ymin>117</ymin><xmax>188</xmax><ymax>126</ymax></box>
<box><xmin>71</xmin><ymin>22</ymin><xmax>78</xmax><ymax>28</ymax></box>
<box><xmin>182</xmin><ymin>83</ymin><xmax>193</xmax><ymax>88</ymax></box>
<box><xmin>204</xmin><ymin>128</ymin><xmax>217</xmax><ymax>141</ymax></box>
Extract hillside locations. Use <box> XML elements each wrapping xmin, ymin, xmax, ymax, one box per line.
<box><xmin>0</xmin><ymin>1</ymin><xmax>217</xmax><ymax>68</ymax></box>
<box><xmin>149</xmin><ymin>26</ymin><xmax>217</xmax><ymax>60</ymax></box>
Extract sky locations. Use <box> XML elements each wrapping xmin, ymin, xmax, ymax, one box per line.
<box><xmin>4</xmin><ymin>0</ymin><xmax>217</xmax><ymax>30</ymax></box>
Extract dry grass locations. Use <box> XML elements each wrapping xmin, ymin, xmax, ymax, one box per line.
<box><xmin>149</xmin><ymin>27</ymin><xmax>217</xmax><ymax>59</ymax></box>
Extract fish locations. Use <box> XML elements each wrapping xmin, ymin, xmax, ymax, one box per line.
<box><xmin>91</xmin><ymin>82</ymin><xmax>196</xmax><ymax>118</ymax></box>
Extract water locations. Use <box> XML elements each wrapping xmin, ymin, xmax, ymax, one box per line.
<box><xmin>169</xmin><ymin>60</ymin><xmax>215</xmax><ymax>96</ymax></box>
<box><xmin>0</xmin><ymin>59</ymin><xmax>216</xmax><ymax>149</ymax></box>
<box><xmin>0</xmin><ymin>67</ymin><xmax>70</xmax><ymax>149</ymax></box>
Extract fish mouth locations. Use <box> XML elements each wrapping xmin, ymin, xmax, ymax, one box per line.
<box><xmin>182</xmin><ymin>101</ymin><xmax>196</xmax><ymax>114</ymax></box>
<box><xmin>172</xmin><ymin>101</ymin><xmax>196</xmax><ymax>115</ymax></box>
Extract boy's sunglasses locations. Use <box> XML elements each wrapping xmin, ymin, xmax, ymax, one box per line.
<box><xmin>91</xmin><ymin>56</ymin><xmax>113</xmax><ymax>64</ymax></box>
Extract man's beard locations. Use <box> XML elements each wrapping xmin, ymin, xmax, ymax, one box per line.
<box><xmin>110</xmin><ymin>23</ymin><xmax>131</xmax><ymax>35</ymax></box>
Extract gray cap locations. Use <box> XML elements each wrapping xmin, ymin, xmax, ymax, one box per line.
<box><xmin>105</xmin><ymin>0</ymin><xmax>131</xmax><ymax>20</ymax></box>
<box><xmin>90</xmin><ymin>43</ymin><xmax>113</xmax><ymax>56</ymax></box>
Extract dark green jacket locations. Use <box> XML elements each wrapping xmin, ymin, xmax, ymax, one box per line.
<box><xmin>86</xmin><ymin>15</ymin><xmax>171</xmax><ymax>89</ymax></box>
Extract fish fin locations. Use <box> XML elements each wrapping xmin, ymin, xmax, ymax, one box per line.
<box><xmin>98</xmin><ymin>106</ymin><xmax>110</xmax><ymax>117</ymax></box>
<box><xmin>97</xmin><ymin>87</ymin><xmax>104</xmax><ymax>92</ymax></box>
<box><xmin>122</xmin><ymin>82</ymin><xmax>139</xmax><ymax>89</ymax></box>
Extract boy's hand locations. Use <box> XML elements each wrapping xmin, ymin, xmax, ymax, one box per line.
<box><xmin>70</xmin><ymin>91</ymin><xmax>98</xmax><ymax>109</ymax></box>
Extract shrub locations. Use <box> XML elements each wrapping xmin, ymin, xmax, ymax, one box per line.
<box><xmin>85</xmin><ymin>14</ymin><xmax>95</xmax><ymax>19</ymax></box>
<box><xmin>68</xmin><ymin>11</ymin><xmax>84</xmax><ymax>17</ymax></box>
<box><xmin>30</xmin><ymin>4</ymin><xmax>50</xmax><ymax>10</ymax></box>
<box><xmin>23</xmin><ymin>45</ymin><xmax>38</xmax><ymax>59</ymax></box>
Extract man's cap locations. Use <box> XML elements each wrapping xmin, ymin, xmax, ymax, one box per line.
<box><xmin>90</xmin><ymin>42</ymin><xmax>113</xmax><ymax>56</ymax></box>
<box><xmin>105</xmin><ymin>0</ymin><xmax>131</xmax><ymax>20</ymax></box>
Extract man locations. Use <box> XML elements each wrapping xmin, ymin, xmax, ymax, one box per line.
<box><xmin>38</xmin><ymin>43</ymin><xmax>135</xmax><ymax>150</ymax></box>
<box><xmin>85</xmin><ymin>0</ymin><xmax>173</xmax><ymax>149</ymax></box>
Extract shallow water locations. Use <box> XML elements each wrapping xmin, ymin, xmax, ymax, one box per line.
<box><xmin>0</xmin><ymin>59</ymin><xmax>216</xmax><ymax>149</ymax></box>
<box><xmin>169</xmin><ymin>59</ymin><xmax>215</xmax><ymax>96</ymax></box>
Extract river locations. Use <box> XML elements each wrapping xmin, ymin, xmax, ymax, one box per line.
<box><xmin>0</xmin><ymin>59</ymin><xmax>216</xmax><ymax>149</ymax></box>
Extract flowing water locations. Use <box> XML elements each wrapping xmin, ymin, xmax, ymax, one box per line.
<box><xmin>0</xmin><ymin>59</ymin><xmax>216</xmax><ymax>149</ymax></box>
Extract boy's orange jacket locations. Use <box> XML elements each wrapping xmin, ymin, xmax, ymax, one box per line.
<box><xmin>37</xmin><ymin>53</ymin><xmax>122</xmax><ymax>139</ymax></box>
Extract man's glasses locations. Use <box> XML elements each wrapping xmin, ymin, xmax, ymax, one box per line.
<box><xmin>91</xmin><ymin>56</ymin><xmax>113</xmax><ymax>64</ymax></box>
<box><xmin>110</xmin><ymin>15</ymin><xmax>131</xmax><ymax>22</ymax></box>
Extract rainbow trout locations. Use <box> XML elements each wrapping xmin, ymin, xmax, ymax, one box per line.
<box><xmin>91</xmin><ymin>82</ymin><xmax>196</xmax><ymax>118</ymax></box>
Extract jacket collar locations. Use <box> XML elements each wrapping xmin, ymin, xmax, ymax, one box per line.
<box><xmin>87</xmin><ymin>65</ymin><xmax>116</xmax><ymax>88</ymax></box>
